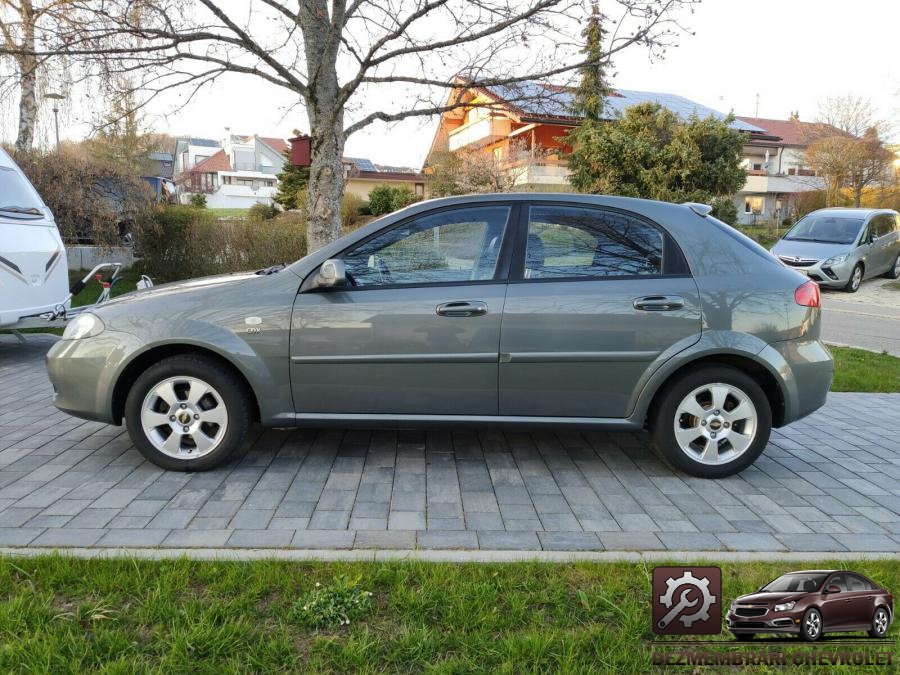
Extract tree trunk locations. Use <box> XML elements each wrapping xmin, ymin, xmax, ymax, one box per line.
<box><xmin>305</xmin><ymin>107</ymin><xmax>345</xmax><ymax>252</ymax></box>
<box><xmin>853</xmin><ymin>184</ymin><xmax>862</xmax><ymax>208</ymax></box>
<box><xmin>14</xmin><ymin>2</ymin><xmax>38</xmax><ymax>153</ymax></box>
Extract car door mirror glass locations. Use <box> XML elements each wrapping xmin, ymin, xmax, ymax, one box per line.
<box><xmin>313</xmin><ymin>259</ymin><xmax>348</xmax><ymax>289</ymax></box>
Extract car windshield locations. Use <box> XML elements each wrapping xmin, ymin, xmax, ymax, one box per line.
<box><xmin>0</xmin><ymin>165</ymin><xmax>43</xmax><ymax>219</ymax></box>
<box><xmin>783</xmin><ymin>216</ymin><xmax>863</xmax><ymax>245</ymax></box>
<box><xmin>760</xmin><ymin>573</ymin><xmax>829</xmax><ymax>593</ymax></box>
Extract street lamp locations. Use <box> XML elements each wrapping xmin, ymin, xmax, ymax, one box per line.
<box><xmin>44</xmin><ymin>92</ymin><xmax>65</xmax><ymax>153</ymax></box>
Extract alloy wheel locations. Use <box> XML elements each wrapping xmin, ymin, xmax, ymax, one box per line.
<box><xmin>140</xmin><ymin>376</ymin><xmax>228</xmax><ymax>459</ymax></box>
<box><xmin>673</xmin><ymin>382</ymin><xmax>758</xmax><ymax>466</ymax></box>
<box><xmin>874</xmin><ymin>609</ymin><xmax>888</xmax><ymax>637</ymax></box>
<box><xmin>851</xmin><ymin>266</ymin><xmax>862</xmax><ymax>290</ymax></box>
<box><xmin>805</xmin><ymin>611</ymin><xmax>821</xmax><ymax>639</ymax></box>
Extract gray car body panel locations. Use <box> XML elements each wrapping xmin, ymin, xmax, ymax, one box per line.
<box><xmin>46</xmin><ymin>193</ymin><xmax>833</xmax><ymax>431</ymax></box>
<box><xmin>771</xmin><ymin>208</ymin><xmax>900</xmax><ymax>288</ymax></box>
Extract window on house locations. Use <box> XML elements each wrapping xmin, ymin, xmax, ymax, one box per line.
<box><xmin>744</xmin><ymin>196</ymin><xmax>764</xmax><ymax>215</ymax></box>
<box><xmin>414</xmin><ymin>183</ymin><xmax>425</xmax><ymax>197</ymax></box>
<box><xmin>752</xmin><ymin>163</ymin><xmax>762</xmax><ymax>171</ymax></box>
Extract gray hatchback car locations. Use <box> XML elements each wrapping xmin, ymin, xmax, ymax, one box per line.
<box><xmin>771</xmin><ymin>208</ymin><xmax>900</xmax><ymax>292</ymax></box>
<box><xmin>46</xmin><ymin>194</ymin><xmax>833</xmax><ymax>478</ymax></box>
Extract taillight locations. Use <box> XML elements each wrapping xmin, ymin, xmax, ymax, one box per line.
<box><xmin>794</xmin><ymin>280</ymin><xmax>820</xmax><ymax>308</ymax></box>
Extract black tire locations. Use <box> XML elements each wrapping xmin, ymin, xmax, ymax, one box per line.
<box><xmin>650</xmin><ymin>365</ymin><xmax>772</xmax><ymax>479</ymax></box>
<box><xmin>843</xmin><ymin>263</ymin><xmax>863</xmax><ymax>292</ymax></box>
<box><xmin>124</xmin><ymin>354</ymin><xmax>252</xmax><ymax>471</ymax></box>
<box><xmin>868</xmin><ymin>607</ymin><xmax>890</xmax><ymax>639</ymax></box>
<box><xmin>884</xmin><ymin>254</ymin><xmax>900</xmax><ymax>280</ymax></box>
<box><xmin>799</xmin><ymin>608</ymin><xmax>823</xmax><ymax>642</ymax></box>
<box><xmin>735</xmin><ymin>633</ymin><xmax>756</xmax><ymax>641</ymax></box>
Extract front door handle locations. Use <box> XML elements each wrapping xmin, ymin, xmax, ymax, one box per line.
<box><xmin>436</xmin><ymin>301</ymin><xmax>488</xmax><ymax>317</ymax></box>
<box><xmin>633</xmin><ymin>295</ymin><xmax>685</xmax><ymax>311</ymax></box>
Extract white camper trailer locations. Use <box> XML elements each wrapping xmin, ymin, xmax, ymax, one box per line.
<box><xmin>0</xmin><ymin>147</ymin><xmax>69</xmax><ymax>328</ymax></box>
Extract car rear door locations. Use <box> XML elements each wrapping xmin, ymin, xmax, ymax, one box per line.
<box><xmin>498</xmin><ymin>203</ymin><xmax>702</xmax><ymax>419</ymax></box>
<box><xmin>845</xmin><ymin>574</ymin><xmax>877</xmax><ymax>626</ymax></box>
<box><xmin>289</xmin><ymin>204</ymin><xmax>514</xmax><ymax>416</ymax></box>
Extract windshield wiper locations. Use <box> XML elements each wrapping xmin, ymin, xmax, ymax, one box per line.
<box><xmin>256</xmin><ymin>263</ymin><xmax>285</xmax><ymax>275</ymax></box>
<box><xmin>0</xmin><ymin>205</ymin><xmax>42</xmax><ymax>216</ymax></box>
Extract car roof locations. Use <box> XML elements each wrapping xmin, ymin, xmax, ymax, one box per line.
<box><xmin>781</xmin><ymin>570</ymin><xmax>839</xmax><ymax>574</ymax></box>
<box><xmin>808</xmin><ymin>207</ymin><xmax>898</xmax><ymax>218</ymax></box>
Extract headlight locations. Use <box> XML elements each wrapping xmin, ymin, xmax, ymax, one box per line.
<box><xmin>822</xmin><ymin>255</ymin><xmax>847</xmax><ymax>267</ymax></box>
<box><xmin>774</xmin><ymin>601</ymin><xmax>796</xmax><ymax>612</ymax></box>
<box><xmin>62</xmin><ymin>313</ymin><xmax>105</xmax><ymax>340</ymax></box>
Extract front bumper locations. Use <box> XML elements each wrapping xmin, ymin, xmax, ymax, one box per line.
<box><xmin>777</xmin><ymin>256</ymin><xmax>854</xmax><ymax>288</ymax></box>
<box><xmin>726</xmin><ymin>608</ymin><xmax>801</xmax><ymax>635</ymax></box>
<box><xmin>46</xmin><ymin>330</ymin><xmax>143</xmax><ymax>425</ymax></box>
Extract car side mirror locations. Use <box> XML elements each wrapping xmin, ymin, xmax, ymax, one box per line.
<box><xmin>825</xmin><ymin>585</ymin><xmax>841</xmax><ymax>594</ymax></box>
<box><xmin>313</xmin><ymin>259</ymin><xmax>348</xmax><ymax>290</ymax></box>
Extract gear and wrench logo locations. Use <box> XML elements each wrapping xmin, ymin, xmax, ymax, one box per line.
<box><xmin>652</xmin><ymin>566</ymin><xmax>722</xmax><ymax>635</ymax></box>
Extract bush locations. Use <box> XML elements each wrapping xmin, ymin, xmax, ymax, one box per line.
<box><xmin>289</xmin><ymin>576</ymin><xmax>374</xmax><ymax>630</ymax></box>
<box><xmin>13</xmin><ymin>149</ymin><xmax>154</xmax><ymax>246</ymax></box>
<box><xmin>710</xmin><ymin>197</ymin><xmax>738</xmax><ymax>225</ymax></box>
<box><xmin>188</xmin><ymin>193</ymin><xmax>207</xmax><ymax>209</ymax></box>
<box><xmin>135</xmin><ymin>206</ymin><xmax>306</xmax><ymax>283</ymax></box>
<box><xmin>367</xmin><ymin>184</ymin><xmax>419</xmax><ymax>216</ymax></box>
<box><xmin>248</xmin><ymin>202</ymin><xmax>279</xmax><ymax>220</ymax></box>
<box><xmin>341</xmin><ymin>193</ymin><xmax>370</xmax><ymax>233</ymax></box>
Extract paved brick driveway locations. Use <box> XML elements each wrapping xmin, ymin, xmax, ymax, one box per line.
<box><xmin>2</xmin><ymin>334</ymin><xmax>899</xmax><ymax>553</ymax></box>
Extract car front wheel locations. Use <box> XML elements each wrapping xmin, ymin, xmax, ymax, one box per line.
<box><xmin>651</xmin><ymin>366</ymin><xmax>772</xmax><ymax>478</ymax></box>
<box><xmin>844</xmin><ymin>263</ymin><xmax>863</xmax><ymax>292</ymax></box>
<box><xmin>799</xmin><ymin>608</ymin><xmax>823</xmax><ymax>642</ymax></box>
<box><xmin>868</xmin><ymin>607</ymin><xmax>890</xmax><ymax>638</ymax></box>
<box><xmin>124</xmin><ymin>354</ymin><xmax>252</xmax><ymax>471</ymax></box>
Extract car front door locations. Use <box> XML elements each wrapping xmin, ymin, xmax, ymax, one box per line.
<box><xmin>289</xmin><ymin>204</ymin><xmax>514</xmax><ymax>416</ymax></box>
<box><xmin>499</xmin><ymin>203</ymin><xmax>702</xmax><ymax>419</ymax></box>
<box><xmin>820</xmin><ymin>574</ymin><xmax>854</xmax><ymax>629</ymax></box>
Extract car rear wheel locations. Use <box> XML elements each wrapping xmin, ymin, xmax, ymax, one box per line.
<box><xmin>868</xmin><ymin>607</ymin><xmax>890</xmax><ymax>638</ymax></box>
<box><xmin>799</xmin><ymin>608</ymin><xmax>822</xmax><ymax>642</ymax></box>
<box><xmin>651</xmin><ymin>366</ymin><xmax>772</xmax><ymax>478</ymax></box>
<box><xmin>885</xmin><ymin>254</ymin><xmax>900</xmax><ymax>280</ymax></box>
<box><xmin>124</xmin><ymin>355</ymin><xmax>252</xmax><ymax>471</ymax></box>
<box><xmin>844</xmin><ymin>263</ymin><xmax>863</xmax><ymax>292</ymax></box>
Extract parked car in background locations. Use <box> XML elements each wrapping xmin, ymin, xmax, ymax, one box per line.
<box><xmin>771</xmin><ymin>208</ymin><xmax>900</xmax><ymax>292</ymax></box>
<box><xmin>727</xmin><ymin>570</ymin><xmax>893</xmax><ymax>642</ymax></box>
<box><xmin>46</xmin><ymin>194</ymin><xmax>833</xmax><ymax>477</ymax></box>
<box><xmin>0</xmin><ymin>148</ymin><xmax>68</xmax><ymax>329</ymax></box>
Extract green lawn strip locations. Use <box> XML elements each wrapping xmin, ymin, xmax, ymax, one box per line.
<box><xmin>0</xmin><ymin>557</ymin><xmax>896</xmax><ymax>673</ymax></box>
<box><xmin>208</xmin><ymin>207</ymin><xmax>251</xmax><ymax>218</ymax></box>
<box><xmin>829</xmin><ymin>346</ymin><xmax>900</xmax><ymax>393</ymax></box>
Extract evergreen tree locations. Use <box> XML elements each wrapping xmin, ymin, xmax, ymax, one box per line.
<box><xmin>274</xmin><ymin>131</ymin><xmax>310</xmax><ymax>210</ymax></box>
<box><xmin>565</xmin><ymin>2</ymin><xmax>613</xmax><ymax>192</ymax></box>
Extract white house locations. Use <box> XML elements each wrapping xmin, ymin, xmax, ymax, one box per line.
<box><xmin>733</xmin><ymin>116</ymin><xmax>830</xmax><ymax>226</ymax></box>
<box><xmin>175</xmin><ymin>134</ymin><xmax>288</xmax><ymax>208</ymax></box>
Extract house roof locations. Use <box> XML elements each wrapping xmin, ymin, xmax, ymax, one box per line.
<box><xmin>178</xmin><ymin>137</ymin><xmax>219</xmax><ymax>148</ymax></box>
<box><xmin>469</xmin><ymin>80</ymin><xmax>763</xmax><ymax>132</ymax></box>
<box><xmin>188</xmin><ymin>149</ymin><xmax>232</xmax><ymax>173</ymax></box>
<box><xmin>259</xmin><ymin>137</ymin><xmax>289</xmax><ymax>154</ymax></box>
<box><xmin>343</xmin><ymin>156</ymin><xmax>423</xmax><ymax>177</ymax></box>
<box><xmin>736</xmin><ymin>116</ymin><xmax>842</xmax><ymax>146</ymax></box>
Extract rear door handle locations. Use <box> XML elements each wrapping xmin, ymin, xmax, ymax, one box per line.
<box><xmin>633</xmin><ymin>295</ymin><xmax>685</xmax><ymax>311</ymax></box>
<box><xmin>436</xmin><ymin>301</ymin><xmax>488</xmax><ymax>317</ymax></box>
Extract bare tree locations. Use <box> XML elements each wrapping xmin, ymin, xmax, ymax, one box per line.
<box><xmin>428</xmin><ymin>140</ymin><xmax>552</xmax><ymax>195</ymax></box>
<box><xmin>807</xmin><ymin>96</ymin><xmax>894</xmax><ymax>207</ymax></box>
<box><xmin>5</xmin><ymin>0</ymin><xmax>699</xmax><ymax>250</ymax></box>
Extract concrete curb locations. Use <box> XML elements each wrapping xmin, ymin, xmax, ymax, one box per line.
<box><xmin>1</xmin><ymin>547</ymin><xmax>897</xmax><ymax>563</ymax></box>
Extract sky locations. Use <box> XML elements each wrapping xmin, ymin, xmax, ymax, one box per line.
<box><xmin>3</xmin><ymin>0</ymin><xmax>898</xmax><ymax>168</ymax></box>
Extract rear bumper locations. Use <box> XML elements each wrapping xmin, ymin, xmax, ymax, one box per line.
<box><xmin>761</xmin><ymin>338</ymin><xmax>833</xmax><ymax>426</ymax></box>
<box><xmin>45</xmin><ymin>330</ymin><xmax>143</xmax><ymax>424</ymax></box>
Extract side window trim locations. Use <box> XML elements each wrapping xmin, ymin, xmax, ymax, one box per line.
<box><xmin>326</xmin><ymin>203</ymin><xmax>518</xmax><ymax>291</ymax></box>
<box><xmin>509</xmin><ymin>201</ymin><xmax>690</xmax><ymax>282</ymax></box>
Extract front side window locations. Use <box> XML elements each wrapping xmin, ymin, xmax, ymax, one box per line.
<box><xmin>523</xmin><ymin>205</ymin><xmax>663</xmax><ymax>279</ymax></box>
<box><xmin>342</xmin><ymin>206</ymin><xmax>510</xmax><ymax>287</ymax></box>
<box><xmin>828</xmin><ymin>574</ymin><xmax>848</xmax><ymax>592</ymax></box>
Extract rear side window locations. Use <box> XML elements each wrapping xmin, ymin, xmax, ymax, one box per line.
<box><xmin>524</xmin><ymin>205</ymin><xmax>663</xmax><ymax>279</ymax></box>
<box><xmin>874</xmin><ymin>214</ymin><xmax>896</xmax><ymax>237</ymax></box>
<box><xmin>845</xmin><ymin>574</ymin><xmax>874</xmax><ymax>591</ymax></box>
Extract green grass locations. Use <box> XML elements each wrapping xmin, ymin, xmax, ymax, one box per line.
<box><xmin>208</xmin><ymin>207</ymin><xmax>251</xmax><ymax>218</ymax></box>
<box><xmin>734</xmin><ymin>225</ymin><xmax>782</xmax><ymax>249</ymax></box>
<box><xmin>830</xmin><ymin>346</ymin><xmax>900</xmax><ymax>393</ymax></box>
<box><xmin>0</xmin><ymin>557</ymin><xmax>896</xmax><ymax>673</ymax></box>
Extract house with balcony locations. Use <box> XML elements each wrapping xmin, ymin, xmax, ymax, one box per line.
<box><xmin>426</xmin><ymin>78</ymin><xmax>762</xmax><ymax>191</ymax></box>
<box><xmin>342</xmin><ymin>157</ymin><xmax>426</xmax><ymax>201</ymax></box>
<box><xmin>733</xmin><ymin>116</ymin><xmax>832</xmax><ymax>225</ymax></box>
<box><xmin>175</xmin><ymin>134</ymin><xmax>288</xmax><ymax>208</ymax></box>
